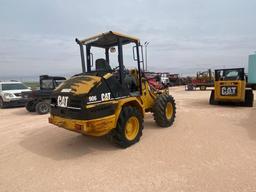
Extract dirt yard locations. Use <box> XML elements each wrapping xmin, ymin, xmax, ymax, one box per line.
<box><xmin>0</xmin><ymin>86</ymin><xmax>255</xmax><ymax>192</ymax></box>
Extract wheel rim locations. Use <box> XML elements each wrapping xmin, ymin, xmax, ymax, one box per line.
<box><xmin>39</xmin><ymin>103</ymin><xmax>48</xmax><ymax>113</ymax></box>
<box><xmin>125</xmin><ymin>116</ymin><xmax>139</xmax><ymax>141</ymax></box>
<box><xmin>165</xmin><ymin>102</ymin><xmax>173</xmax><ymax>120</ymax></box>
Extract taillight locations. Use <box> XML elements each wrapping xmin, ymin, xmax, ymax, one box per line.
<box><xmin>74</xmin><ymin>124</ymin><xmax>83</xmax><ymax>131</ymax></box>
<box><xmin>48</xmin><ymin>117</ymin><xmax>53</xmax><ymax>124</ymax></box>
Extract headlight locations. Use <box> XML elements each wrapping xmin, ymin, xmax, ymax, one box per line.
<box><xmin>4</xmin><ymin>93</ymin><xmax>14</xmax><ymax>99</ymax></box>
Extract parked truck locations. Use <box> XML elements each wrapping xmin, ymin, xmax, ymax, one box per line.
<box><xmin>185</xmin><ymin>69</ymin><xmax>214</xmax><ymax>91</ymax></box>
<box><xmin>22</xmin><ymin>75</ymin><xmax>66</xmax><ymax>114</ymax></box>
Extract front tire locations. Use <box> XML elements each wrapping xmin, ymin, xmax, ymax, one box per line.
<box><xmin>26</xmin><ymin>101</ymin><xmax>36</xmax><ymax>112</ymax></box>
<box><xmin>244</xmin><ymin>90</ymin><xmax>254</xmax><ymax>107</ymax></box>
<box><xmin>0</xmin><ymin>97</ymin><xmax>6</xmax><ymax>109</ymax></box>
<box><xmin>110</xmin><ymin>106</ymin><xmax>143</xmax><ymax>148</ymax></box>
<box><xmin>153</xmin><ymin>94</ymin><xmax>176</xmax><ymax>127</ymax></box>
<box><xmin>35</xmin><ymin>101</ymin><xmax>50</xmax><ymax>115</ymax></box>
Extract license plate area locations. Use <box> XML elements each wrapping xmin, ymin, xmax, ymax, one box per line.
<box><xmin>220</xmin><ymin>86</ymin><xmax>237</xmax><ymax>96</ymax></box>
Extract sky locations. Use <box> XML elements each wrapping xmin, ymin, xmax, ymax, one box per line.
<box><xmin>0</xmin><ymin>0</ymin><xmax>255</xmax><ymax>79</ymax></box>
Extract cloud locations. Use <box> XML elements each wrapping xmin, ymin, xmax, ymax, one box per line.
<box><xmin>0</xmin><ymin>0</ymin><xmax>255</xmax><ymax>78</ymax></box>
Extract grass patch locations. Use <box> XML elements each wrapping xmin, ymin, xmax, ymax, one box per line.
<box><xmin>23</xmin><ymin>82</ymin><xmax>40</xmax><ymax>90</ymax></box>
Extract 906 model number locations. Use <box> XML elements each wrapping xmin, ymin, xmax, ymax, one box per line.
<box><xmin>88</xmin><ymin>96</ymin><xmax>97</xmax><ymax>102</ymax></box>
<box><xmin>88</xmin><ymin>92</ymin><xmax>111</xmax><ymax>103</ymax></box>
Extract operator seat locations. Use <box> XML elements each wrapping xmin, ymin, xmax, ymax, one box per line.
<box><xmin>95</xmin><ymin>59</ymin><xmax>111</xmax><ymax>71</ymax></box>
<box><xmin>124</xmin><ymin>70</ymin><xmax>138</xmax><ymax>93</ymax></box>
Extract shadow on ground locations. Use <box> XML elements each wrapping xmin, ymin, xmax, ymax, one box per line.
<box><xmin>12</xmin><ymin>108</ymin><xmax>39</xmax><ymax>116</ymax></box>
<box><xmin>19</xmin><ymin>128</ymin><xmax>117</xmax><ymax>161</ymax></box>
<box><xmin>187</xmin><ymin>98</ymin><xmax>252</xmax><ymax>110</ymax></box>
<box><xmin>143</xmin><ymin>114</ymin><xmax>160</xmax><ymax>129</ymax></box>
<box><xmin>2</xmin><ymin>106</ymin><xmax>25</xmax><ymax>109</ymax></box>
<box><xmin>144</xmin><ymin>120</ymin><xmax>158</xmax><ymax>129</ymax></box>
<box><xmin>185</xmin><ymin>89</ymin><xmax>213</xmax><ymax>92</ymax></box>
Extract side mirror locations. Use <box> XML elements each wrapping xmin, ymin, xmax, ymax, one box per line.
<box><xmin>133</xmin><ymin>45</ymin><xmax>145</xmax><ymax>71</ymax></box>
<box><xmin>132</xmin><ymin>46</ymin><xmax>137</xmax><ymax>61</ymax></box>
<box><xmin>90</xmin><ymin>53</ymin><xmax>94</xmax><ymax>67</ymax></box>
<box><xmin>132</xmin><ymin>45</ymin><xmax>144</xmax><ymax>63</ymax></box>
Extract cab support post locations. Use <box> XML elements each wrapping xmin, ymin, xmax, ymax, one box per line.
<box><xmin>86</xmin><ymin>46</ymin><xmax>91</xmax><ymax>72</ymax></box>
<box><xmin>105</xmin><ymin>48</ymin><xmax>109</xmax><ymax>64</ymax></box>
<box><xmin>136</xmin><ymin>43</ymin><xmax>142</xmax><ymax>95</ymax></box>
<box><xmin>118</xmin><ymin>38</ymin><xmax>124</xmax><ymax>85</ymax></box>
<box><xmin>75</xmin><ymin>38</ymin><xmax>86</xmax><ymax>73</ymax></box>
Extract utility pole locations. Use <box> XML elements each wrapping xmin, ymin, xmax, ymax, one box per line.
<box><xmin>144</xmin><ymin>41</ymin><xmax>150</xmax><ymax>72</ymax></box>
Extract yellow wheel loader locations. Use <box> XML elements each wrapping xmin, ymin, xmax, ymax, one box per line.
<box><xmin>209</xmin><ymin>68</ymin><xmax>254</xmax><ymax>107</ymax></box>
<box><xmin>49</xmin><ymin>31</ymin><xmax>176</xmax><ymax>148</ymax></box>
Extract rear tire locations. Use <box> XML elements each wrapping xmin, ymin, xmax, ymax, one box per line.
<box><xmin>26</xmin><ymin>101</ymin><xmax>36</xmax><ymax>112</ymax></box>
<box><xmin>244</xmin><ymin>90</ymin><xmax>254</xmax><ymax>107</ymax></box>
<box><xmin>110</xmin><ymin>106</ymin><xmax>143</xmax><ymax>148</ymax></box>
<box><xmin>200</xmin><ymin>86</ymin><xmax>206</xmax><ymax>91</ymax></box>
<box><xmin>35</xmin><ymin>101</ymin><xmax>50</xmax><ymax>115</ymax></box>
<box><xmin>186</xmin><ymin>84</ymin><xmax>194</xmax><ymax>91</ymax></box>
<box><xmin>209</xmin><ymin>90</ymin><xmax>218</xmax><ymax>105</ymax></box>
<box><xmin>153</xmin><ymin>94</ymin><xmax>176</xmax><ymax>127</ymax></box>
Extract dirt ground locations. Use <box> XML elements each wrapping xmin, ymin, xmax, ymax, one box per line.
<box><xmin>0</xmin><ymin>86</ymin><xmax>256</xmax><ymax>192</ymax></box>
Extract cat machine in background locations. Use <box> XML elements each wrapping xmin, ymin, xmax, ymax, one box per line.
<box><xmin>209</xmin><ymin>68</ymin><xmax>254</xmax><ymax>107</ymax></box>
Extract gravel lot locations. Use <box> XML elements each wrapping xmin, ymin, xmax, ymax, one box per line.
<box><xmin>0</xmin><ymin>86</ymin><xmax>256</xmax><ymax>192</ymax></box>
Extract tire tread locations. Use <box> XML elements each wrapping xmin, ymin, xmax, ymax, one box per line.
<box><xmin>153</xmin><ymin>94</ymin><xmax>176</xmax><ymax>127</ymax></box>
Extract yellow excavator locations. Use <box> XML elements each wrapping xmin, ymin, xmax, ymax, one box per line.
<box><xmin>48</xmin><ymin>31</ymin><xmax>176</xmax><ymax>148</ymax></box>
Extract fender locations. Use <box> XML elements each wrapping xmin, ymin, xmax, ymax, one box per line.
<box><xmin>113</xmin><ymin>97</ymin><xmax>145</xmax><ymax>128</ymax></box>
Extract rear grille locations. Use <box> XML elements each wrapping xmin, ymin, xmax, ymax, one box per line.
<box><xmin>69</xmin><ymin>99</ymin><xmax>82</xmax><ymax>108</ymax></box>
<box><xmin>50</xmin><ymin>102</ymin><xmax>117</xmax><ymax>120</ymax></box>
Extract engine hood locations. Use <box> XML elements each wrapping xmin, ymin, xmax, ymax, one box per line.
<box><xmin>54</xmin><ymin>75</ymin><xmax>101</xmax><ymax>95</ymax></box>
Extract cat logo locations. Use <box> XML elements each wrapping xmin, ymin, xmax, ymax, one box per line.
<box><xmin>101</xmin><ymin>92</ymin><xmax>111</xmax><ymax>101</ymax></box>
<box><xmin>57</xmin><ymin>96</ymin><xmax>69</xmax><ymax>107</ymax></box>
<box><xmin>221</xmin><ymin>86</ymin><xmax>237</xmax><ymax>96</ymax></box>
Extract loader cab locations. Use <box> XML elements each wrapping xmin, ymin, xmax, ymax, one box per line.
<box><xmin>215</xmin><ymin>68</ymin><xmax>245</xmax><ymax>81</ymax></box>
<box><xmin>75</xmin><ymin>31</ymin><xmax>144</xmax><ymax>95</ymax></box>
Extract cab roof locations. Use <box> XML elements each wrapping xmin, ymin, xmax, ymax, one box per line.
<box><xmin>40</xmin><ymin>75</ymin><xmax>66</xmax><ymax>80</ymax></box>
<box><xmin>76</xmin><ymin>31</ymin><xmax>140</xmax><ymax>48</ymax></box>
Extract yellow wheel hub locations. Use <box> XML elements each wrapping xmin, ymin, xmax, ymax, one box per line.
<box><xmin>125</xmin><ymin>116</ymin><xmax>139</xmax><ymax>141</ymax></box>
<box><xmin>165</xmin><ymin>102</ymin><xmax>173</xmax><ymax>120</ymax></box>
